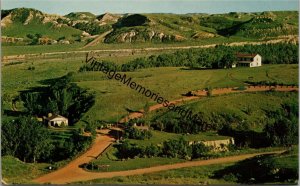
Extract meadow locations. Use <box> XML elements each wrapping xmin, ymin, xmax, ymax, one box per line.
<box><xmin>2</xmin><ymin>56</ymin><xmax>298</xmax><ymax>123</ymax></box>
<box><xmin>1</xmin><ymin>49</ymin><xmax>298</xmax><ymax>184</ymax></box>
<box><xmin>77</xmin><ymin>146</ymin><xmax>297</xmax><ymax>185</ymax></box>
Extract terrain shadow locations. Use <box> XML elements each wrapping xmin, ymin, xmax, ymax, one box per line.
<box><xmin>3</xmin><ymin>109</ymin><xmax>27</xmax><ymax>117</ymax></box>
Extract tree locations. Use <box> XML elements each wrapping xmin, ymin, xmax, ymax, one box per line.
<box><xmin>191</xmin><ymin>142</ymin><xmax>210</xmax><ymax>159</ymax></box>
<box><xmin>264</xmin><ymin>104</ymin><xmax>298</xmax><ymax>147</ymax></box>
<box><xmin>220</xmin><ymin>52</ymin><xmax>236</xmax><ymax>68</ymax></box>
<box><xmin>162</xmin><ymin>137</ymin><xmax>192</xmax><ymax>159</ymax></box>
<box><xmin>2</xmin><ymin>117</ymin><xmax>53</xmax><ymax>163</ymax></box>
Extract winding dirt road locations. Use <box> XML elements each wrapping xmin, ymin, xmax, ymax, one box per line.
<box><xmin>82</xmin><ymin>30</ymin><xmax>113</xmax><ymax>49</ymax></box>
<box><xmin>33</xmin><ymin>130</ymin><xmax>115</xmax><ymax>184</ymax></box>
<box><xmin>119</xmin><ymin>85</ymin><xmax>298</xmax><ymax>123</ymax></box>
<box><xmin>32</xmin><ymin>85</ymin><xmax>297</xmax><ymax>184</ymax></box>
<box><xmin>34</xmin><ymin>150</ymin><xmax>285</xmax><ymax>184</ymax></box>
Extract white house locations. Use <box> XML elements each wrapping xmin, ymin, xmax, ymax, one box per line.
<box><xmin>232</xmin><ymin>53</ymin><xmax>262</xmax><ymax>68</ymax></box>
<box><xmin>44</xmin><ymin>114</ymin><xmax>68</xmax><ymax>127</ymax></box>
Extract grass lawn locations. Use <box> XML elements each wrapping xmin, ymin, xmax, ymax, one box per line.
<box><xmin>128</xmin><ymin>130</ymin><xmax>230</xmax><ymax>146</ymax></box>
<box><xmin>77</xmin><ymin>162</ymin><xmax>236</xmax><ymax>184</ymax></box>
<box><xmin>74</xmin><ymin>64</ymin><xmax>298</xmax><ymax>123</ymax></box>
<box><xmin>2</xmin><ymin>156</ymin><xmax>51</xmax><ymax>184</ymax></box>
<box><xmin>272</xmin><ymin>145</ymin><xmax>298</xmax><ymax>170</ymax></box>
<box><xmin>153</xmin><ymin>91</ymin><xmax>298</xmax><ymax>132</ymax></box>
<box><xmin>88</xmin><ymin>145</ymin><xmax>185</xmax><ymax>172</ymax></box>
<box><xmin>75</xmin><ymin>146</ymin><xmax>292</xmax><ymax>185</ymax></box>
<box><xmin>87</xmin><ymin>130</ymin><xmax>229</xmax><ymax>173</ymax></box>
<box><xmin>3</xmin><ymin>62</ymin><xmax>298</xmax><ymax>124</ymax></box>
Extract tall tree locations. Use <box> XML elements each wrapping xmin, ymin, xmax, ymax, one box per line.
<box><xmin>2</xmin><ymin>117</ymin><xmax>53</xmax><ymax>163</ymax></box>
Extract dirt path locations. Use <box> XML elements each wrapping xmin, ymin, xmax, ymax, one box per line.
<box><xmin>3</xmin><ymin>36</ymin><xmax>297</xmax><ymax>63</ymax></box>
<box><xmin>33</xmin><ymin>130</ymin><xmax>115</xmax><ymax>184</ymax></box>
<box><xmin>119</xmin><ymin>96</ymin><xmax>200</xmax><ymax>123</ymax></box>
<box><xmin>82</xmin><ymin>30</ymin><xmax>113</xmax><ymax>49</ymax></box>
<box><xmin>34</xmin><ymin>150</ymin><xmax>285</xmax><ymax>184</ymax></box>
<box><xmin>119</xmin><ymin>85</ymin><xmax>298</xmax><ymax>123</ymax></box>
<box><xmin>33</xmin><ymin>85</ymin><xmax>296</xmax><ymax>184</ymax></box>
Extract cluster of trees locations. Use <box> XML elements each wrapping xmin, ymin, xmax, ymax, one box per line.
<box><xmin>152</xmin><ymin>111</ymin><xmax>240</xmax><ymax>134</ymax></box>
<box><xmin>235</xmin><ymin>43</ymin><xmax>298</xmax><ymax>64</ymax></box>
<box><xmin>120</xmin><ymin>46</ymin><xmax>237</xmax><ymax>71</ymax></box>
<box><xmin>79</xmin><ymin>43</ymin><xmax>298</xmax><ymax>73</ymax></box>
<box><xmin>115</xmin><ymin>137</ymin><xmax>211</xmax><ymax>160</ymax></box>
<box><xmin>123</xmin><ymin>125</ymin><xmax>152</xmax><ymax>140</ymax></box>
<box><xmin>26</xmin><ymin>33</ymin><xmax>42</xmax><ymax>45</ymax></box>
<box><xmin>151</xmin><ymin>98</ymin><xmax>298</xmax><ymax>148</ymax></box>
<box><xmin>19</xmin><ymin>73</ymin><xmax>95</xmax><ymax>124</ymax></box>
<box><xmin>218</xmin><ymin>100</ymin><xmax>298</xmax><ymax>148</ymax></box>
<box><xmin>2</xmin><ymin>117</ymin><xmax>93</xmax><ymax>163</ymax></box>
<box><xmin>213</xmin><ymin>151</ymin><xmax>298</xmax><ymax>184</ymax></box>
<box><xmin>51</xmin><ymin>130</ymin><xmax>93</xmax><ymax>162</ymax></box>
<box><xmin>264</xmin><ymin>101</ymin><xmax>298</xmax><ymax>147</ymax></box>
<box><xmin>121</xmin><ymin>43</ymin><xmax>297</xmax><ymax>71</ymax></box>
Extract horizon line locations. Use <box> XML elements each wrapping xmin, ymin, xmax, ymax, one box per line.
<box><xmin>2</xmin><ymin>6</ymin><xmax>299</xmax><ymax>16</ymax></box>
<box><xmin>2</xmin><ymin>0</ymin><xmax>298</xmax><ymax>15</ymax></box>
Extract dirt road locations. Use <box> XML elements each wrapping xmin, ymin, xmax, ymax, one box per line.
<box><xmin>3</xmin><ymin>36</ymin><xmax>297</xmax><ymax>63</ymax></box>
<box><xmin>119</xmin><ymin>85</ymin><xmax>298</xmax><ymax>123</ymax></box>
<box><xmin>34</xmin><ymin>150</ymin><xmax>285</xmax><ymax>184</ymax></box>
<box><xmin>33</xmin><ymin>85</ymin><xmax>296</xmax><ymax>184</ymax></box>
<box><xmin>82</xmin><ymin>30</ymin><xmax>113</xmax><ymax>49</ymax></box>
<box><xmin>119</xmin><ymin>96</ymin><xmax>200</xmax><ymax>123</ymax></box>
<box><xmin>33</xmin><ymin>130</ymin><xmax>115</xmax><ymax>184</ymax></box>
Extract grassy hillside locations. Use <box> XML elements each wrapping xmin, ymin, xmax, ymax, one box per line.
<box><xmin>212</xmin><ymin>146</ymin><xmax>298</xmax><ymax>184</ymax></box>
<box><xmin>2</xmin><ymin>156</ymin><xmax>50</xmax><ymax>184</ymax></box>
<box><xmin>152</xmin><ymin>92</ymin><xmax>298</xmax><ymax>132</ymax></box>
<box><xmin>2</xmin><ymin>21</ymin><xmax>82</xmax><ymax>41</ymax></box>
<box><xmin>65</xmin><ymin>12</ymin><xmax>96</xmax><ymax>21</ymax></box>
<box><xmin>2</xmin><ymin>8</ymin><xmax>82</xmax><ymax>41</ymax></box>
<box><xmin>76</xmin><ymin>146</ymin><xmax>297</xmax><ymax>185</ymax></box>
<box><xmin>1</xmin><ymin>8</ymin><xmax>298</xmax><ymax>46</ymax></box>
<box><xmin>3</xmin><ymin>58</ymin><xmax>298</xmax><ymax>123</ymax></box>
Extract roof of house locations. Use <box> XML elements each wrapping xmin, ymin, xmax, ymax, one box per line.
<box><xmin>45</xmin><ymin>115</ymin><xmax>68</xmax><ymax>121</ymax></box>
<box><xmin>236</xmin><ymin>53</ymin><xmax>259</xmax><ymax>58</ymax></box>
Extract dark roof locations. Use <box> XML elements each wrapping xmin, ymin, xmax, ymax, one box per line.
<box><xmin>236</xmin><ymin>53</ymin><xmax>258</xmax><ymax>58</ymax></box>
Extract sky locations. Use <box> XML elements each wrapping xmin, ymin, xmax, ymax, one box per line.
<box><xmin>2</xmin><ymin>0</ymin><xmax>298</xmax><ymax>15</ymax></box>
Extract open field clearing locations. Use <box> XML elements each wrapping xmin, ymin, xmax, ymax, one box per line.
<box><xmin>2</xmin><ymin>62</ymin><xmax>298</xmax><ymax>123</ymax></box>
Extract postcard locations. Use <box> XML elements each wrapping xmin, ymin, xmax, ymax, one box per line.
<box><xmin>1</xmin><ymin>0</ymin><xmax>299</xmax><ymax>185</ymax></box>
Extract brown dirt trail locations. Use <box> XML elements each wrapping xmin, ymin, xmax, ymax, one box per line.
<box><xmin>34</xmin><ymin>150</ymin><xmax>285</xmax><ymax>184</ymax></box>
<box><xmin>33</xmin><ymin>85</ymin><xmax>296</xmax><ymax>184</ymax></box>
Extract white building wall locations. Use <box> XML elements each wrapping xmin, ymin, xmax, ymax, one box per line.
<box><xmin>250</xmin><ymin>55</ymin><xmax>262</xmax><ymax>67</ymax></box>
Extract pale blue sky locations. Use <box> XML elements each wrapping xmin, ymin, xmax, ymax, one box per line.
<box><xmin>2</xmin><ymin>0</ymin><xmax>298</xmax><ymax>15</ymax></box>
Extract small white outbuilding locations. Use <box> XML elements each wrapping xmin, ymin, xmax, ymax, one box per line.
<box><xmin>45</xmin><ymin>114</ymin><xmax>68</xmax><ymax>127</ymax></box>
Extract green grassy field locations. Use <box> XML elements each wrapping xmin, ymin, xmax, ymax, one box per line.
<box><xmin>78</xmin><ymin>163</ymin><xmax>234</xmax><ymax>185</ymax></box>
<box><xmin>2</xmin><ymin>21</ymin><xmax>82</xmax><ymax>40</ymax></box>
<box><xmin>2</xmin><ymin>156</ymin><xmax>51</xmax><ymax>184</ymax></box>
<box><xmin>2</xmin><ymin>61</ymin><xmax>298</xmax><ymax>123</ymax></box>
<box><xmin>2</xmin><ymin>52</ymin><xmax>298</xmax><ymax>184</ymax></box>
<box><xmin>153</xmin><ymin>91</ymin><xmax>298</xmax><ymax>132</ymax></box>
<box><xmin>128</xmin><ymin>130</ymin><xmax>230</xmax><ymax>146</ymax></box>
<box><xmin>86</xmin><ymin>145</ymin><xmax>185</xmax><ymax>172</ymax></box>
<box><xmin>78</xmin><ymin>146</ymin><xmax>297</xmax><ymax>185</ymax></box>
<box><xmin>74</xmin><ymin>64</ymin><xmax>298</xmax><ymax>123</ymax></box>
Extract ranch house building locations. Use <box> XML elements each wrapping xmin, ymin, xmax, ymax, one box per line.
<box><xmin>232</xmin><ymin>53</ymin><xmax>262</xmax><ymax>68</ymax></box>
<box><xmin>44</xmin><ymin>114</ymin><xmax>68</xmax><ymax>127</ymax></box>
